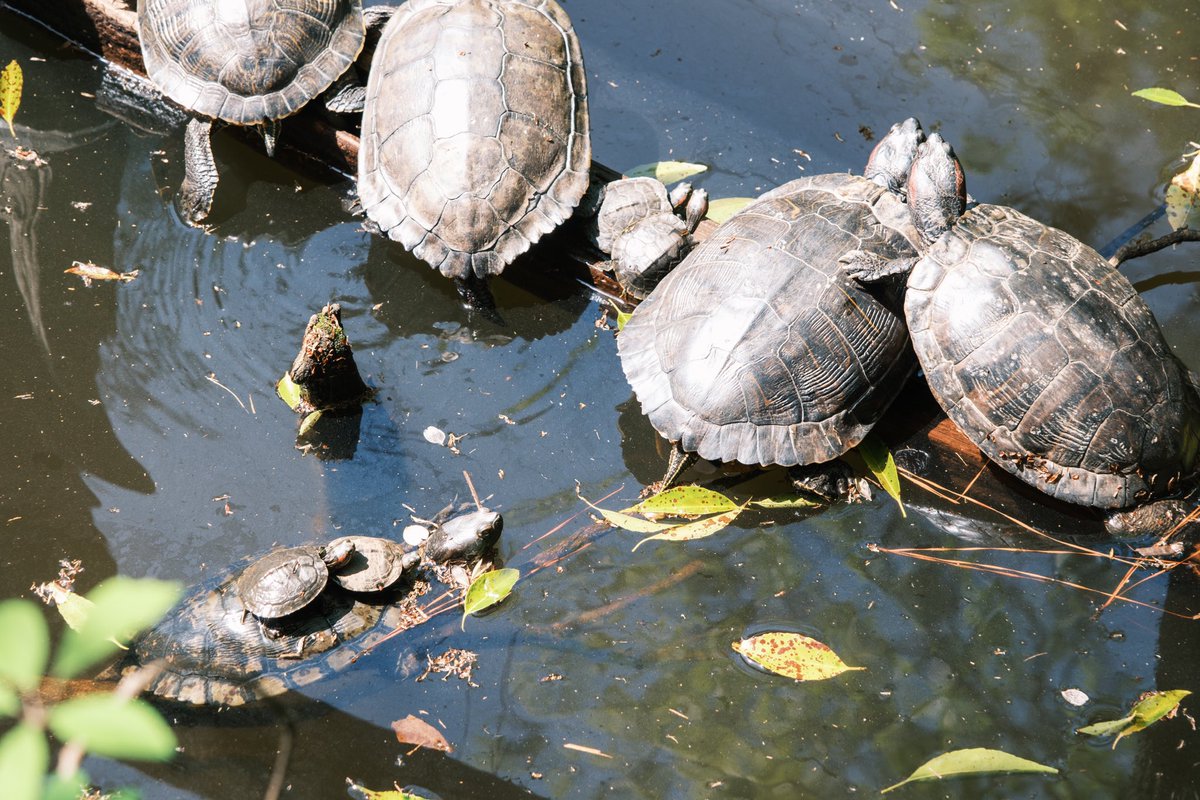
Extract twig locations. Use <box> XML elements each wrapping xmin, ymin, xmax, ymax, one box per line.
<box><xmin>206</xmin><ymin>373</ymin><xmax>249</xmax><ymax>413</ymax></box>
<box><xmin>463</xmin><ymin>470</ymin><xmax>482</xmax><ymax>511</ymax></box>
<box><xmin>262</xmin><ymin>725</ymin><xmax>293</xmax><ymax>800</ymax></box>
<box><xmin>1109</xmin><ymin>227</ymin><xmax>1200</xmax><ymax>267</ymax></box>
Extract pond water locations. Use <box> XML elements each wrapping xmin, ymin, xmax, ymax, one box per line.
<box><xmin>3</xmin><ymin>0</ymin><xmax>1200</xmax><ymax>797</ymax></box>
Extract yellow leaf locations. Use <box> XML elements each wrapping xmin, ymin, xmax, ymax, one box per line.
<box><xmin>625</xmin><ymin>160</ymin><xmax>708</xmax><ymax>184</ymax></box>
<box><xmin>882</xmin><ymin>748</ymin><xmax>1058</xmax><ymax>793</ymax></box>
<box><xmin>577</xmin><ymin>492</ymin><xmax>674</xmax><ymax>533</ymax></box>
<box><xmin>731</xmin><ymin>631</ymin><xmax>864</xmax><ymax>681</ymax></box>
<box><xmin>622</xmin><ymin>485</ymin><xmax>739</xmax><ymax>516</ymax></box>
<box><xmin>0</xmin><ymin>60</ymin><xmax>22</xmax><ymax>137</ymax></box>
<box><xmin>856</xmin><ymin>434</ymin><xmax>905</xmax><ymax>517</ymax></box>
<box><xmin>705</xmin><ymin>197</ymin><xmax>754</xmax><ymax>223</ymax></box>
<box><xmin>631</xmin><ymin>502</ymin><xmax>747</xmax><ymax>551</ymax></box>
<box><xmin>1167</xmin><ymin>154</ymin><xmax>1200</xmax><ymax>231</ymax></box>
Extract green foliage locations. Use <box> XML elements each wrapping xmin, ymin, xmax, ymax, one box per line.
<box><xmin>705</xmin><ymin>197</ymin><xmax>754</xmax><ymax>223</ymax></box>
<box><xmin>625</xmin><ymin>160</ymin><xmax>708</xmax><ymax>184</ymax></box>
<box><xmin>461</xmin><ymin>568</ymin><xmax>520</xmax><ymax>630</ymax></box>
<box><xmin>882</xmin><ymin>747</ymin><xmax>1058</xmax><ymax>793</ymax></box>
<box><xmin>855</xmin><ymin>434</ymin><xmax>905</xmax><ymax>517</ymax></box>
<box><xmin>622</xmin><ymin>485</ymin><xmax>739</xmax><ymax>516</ymax></box>
<box><xmin>0</xmin><ymin>578</ymin><xmax>181</xmax><ymax>797</ymax></box>
<box><xmin>1077</xmin><ymin>690</ymin><xmax>1191</xmax><ymax>748</ymax></box>
<box><xmin>276</xmin><ymin>371</ymin><xmax>303</xmax><ymax>411</ymax></box>
<box><xmin>1132</xmin><ymin>88</ymin><xmax>1200</xmax><ymax>109</ymax></box>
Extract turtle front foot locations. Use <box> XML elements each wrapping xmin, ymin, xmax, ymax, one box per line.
<box><xmin>838</xmin><ymin>250</ymin><xmax>913</xmax><ymax>284</ymax></box>
<box><xmin>788</xmin><ymin>461</ymin><xmax>873</xmax><ymax>504</ymax></box>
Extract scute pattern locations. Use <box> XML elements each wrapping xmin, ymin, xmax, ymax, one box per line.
<box><xmin>137</xmin><ymin>0</ymin><xmax>364</xmax><ymax>124</ymax></box>
<box><xmin>358</xmin><ymin>0</ymin><xmax>590</xmax><ymax>279</ymax></box>
<box><xmin>619</xmin><ymin>174</ymin><xmax>921</xmax><ymax>468</ymax></box>
<box><xmin>906</xmin><ymin>203</ymin><xmax>1200</xmax><ymax>508</ymax></box>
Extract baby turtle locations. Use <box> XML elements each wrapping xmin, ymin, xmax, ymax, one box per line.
<box><xmin>236</xmin><ymin>540</ymin><xmax>355</xmax><ymax>622</ymax></box>
<box><xmin>327</xmin><ymin>535</ymin><xmax>418</xmax><ymax>593</ymax></box>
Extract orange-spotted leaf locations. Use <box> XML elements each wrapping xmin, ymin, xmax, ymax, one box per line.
<box><xmin>631</xmin><ymin>502</ymin><xmax>746</xmax><ymax>551</ymax></box>
<box><xmin>0</xmin><ymin>60</ymin><xmax>21</xmax><ymax>137</ymax></box>
<box><xmin>623</xmin><ymin>485</ymin><xmax>739</xmax><ymax>517</ymax></box>
<box><xmin>732</xmin><ymin>631</ymin><xmax>865</xmax><ymax>681</ymax></box>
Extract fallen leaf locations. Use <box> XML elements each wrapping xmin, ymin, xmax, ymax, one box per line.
<box><xmin>856</xmin><ymin>434</ymin><xmax>905</xmax><ymax>517</ymax></box>
<box><xmin>563</xmin><ymin>742</ymin><xmax>613</xmax><ymax>758</ymax></box>
<box><xmin>624</xmin><ymin>160</ymin><xmax>708</xmax><ymax>184</ymax></box>
<box><xmin>461</xmin><ymin>568</ymin><xmax>519</xmax><ymax>630</ymax></box>
<box><xmin>882</xmin><ymin>748</ymin><xmax>1058</xmax><ymax>793</ymax></box>
<box><xmin>0</xmin><ymin>60</ymin><xmax>21</xmax><ymax>137</ymax></box>
<box><xmin>1078</xmin><ymin>689</ymin><xmax>1191</xmax><ymax>748</ymax></box>
<box><xmin>276</xmin><ymin>372</ymin><xmax>302</xmax><ymax>411</ymax></box>
<box><xmin>1132</xmin><ymin>87</ymin><xmax>1200</xmax><ymax>108</ymax></box>
<box><xmin>705</xmin><ymin>197</ymin><xmax>754</xmax><ymax>223</ymax></box>
<box><xmin>623</xmin><ymin>485</ymin><xmax>739</xmax><ymax>517</ymax></box>
<box><xmin>1167</xmin><ymin>153</ymin><xmax>1200</xmax><ymax>231</ymax></box>
<box><xmin>298</xmin><ymin>410</ymin><xmax>322</xmax><ymax>436</ymax></box>
<box><xmin>1061</xmin><ymin>688</ymin><xmax>1090</xmax><ymax>707</ymax></box>
<box><xmin>391</xmin><ymin>715</ymin><xmax>452</xmax><ymax>753</ymax></box>
<box><xmin>345</xmin><ymin>779</ymin><xmax>425</xmax><ymax>800</ymax></box>
<box><xmin>632</xmin><ymin>502</ymin><xmax>747</xmax><ymax>551</ymax></box>
<box><xmin>731</xmin><ymin>631</ymin><xmax>864</xmax><ymax>681</ymax></box>
<box><xmin>578</xmin><ymin>493</ymin><xmax>675</xmax><ymax>533</ymax></box>
<box><xmin>749</xmin><ymin>496</ymin><xmax>821</xmax><ymax>509</ymax></box>
<box><xmin>423</xmin><ymin>426</ymin><xmax>447</xmax><ymax>446</ymax></box>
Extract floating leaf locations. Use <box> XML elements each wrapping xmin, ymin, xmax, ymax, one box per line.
<box><xmin>423</xmin><ymin>425</ymin><xmax>447</xmax><ymax>446</ymax></box>
<box><xmin>48</xmin><ymin>695</ymin><xmax>176</xmax><ymax>760</ymax></box>
<box><xmin>856</xmin><ymin>434</ymin><xmax>905</xmax><ymax>517</ymax></box>
<box><xmin>1132</xmin><ymin>88</ymin><xmax>1200</xmax><ymax>108</ymax></box>
<box><xmin>1166</xmin><ymin>153</ymin><xmax>1200</xmax><ymax>231</ymax></box>
<box><xmin>731</xmin><ymin>631</ymin><xmax>864</xmax><ymax>681</ymax></box>
<box><xmin>52</xmin><ymin>577</ymin><xmax>181</xmax><ymax>679</ymax></box>
<box><xmin>276</xmin><ymin>372</ymin><xmax>302</xmax><ymax>411</ymax></box>
<box><xmin>64</xmin><ymin>261</ymin><xmax>139</xmax><ymax>285</ymax></box>
<box><xmin>42</xmin><ymin>584</ymin><xmax>94</xmax><ymax>634</ymax></box>
<box><xmin>0</xmin><ymin>723</ymin><xmax>47</xmax><ymax>800</ymax></box>
<box><xmin>705</xmin><ymin>197</ymin><xmax>754</xmax><ymax>223</ymax></box>
<box><xmin>749</xmin><ymin>495</ymin><xmax>821</xmax><ymax>509</ymax></box>
<box><xmin>0</xmin><ymin>60</ymin><xmax>22</xmax><ymax>137</ymax></box>
<box><xmin>1060</xmin><ymin>688</ymin><xmax>1090</xmax><ymax>707</ymax></box>
<box><xmin>462</xmin><ymin>568</ymin><xmax>519</xmax><ymax>630</ymax></box>
<box><xmin>346</xmin><ymin>779</ymin><xmax>426</xmax><ymax>800</ymax></box>
<box><xmin>631</xmin><ymin>502</ymin><xmax>747</xmax><ymax>551</ymax></box>
<box><xmin>298</xmin><ymin>410</ymin><xmax>323</xmax><ymax>436</ymax></box>
<box><xmin>882</xmin><ymin>748</ymin><xmax>1058</xmax><ymax>793</ymax></box>
<box><xmin>625</xmin><ymin>160</ymin><xmax>708</xmax><ymax>184</ymax></box>
<box><xmin>391</xmin><ymin>715</ymin><xmax>453</xmax><ymax>753</ymax></box>
<box><xmin>578</xmin><ymin>493</ymin><xmax>675</xmax><ymax>533</ymax></box>
<box><xmin>623</xmin><ymin>485</ymin><xmax>739</xmax><ymax>517</ymax></box>
<box><xmin>1078</xmin><ymin>689</ymin><xmax>1191</xmax><ymax>748</ymax></box>
<box><xmin>0</xmin><ymin>600</ymin><xmax>49</xmax><ymax>694</ymax></box>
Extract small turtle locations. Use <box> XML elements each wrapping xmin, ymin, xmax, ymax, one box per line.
<box><xmin>357</xmin><ymin>0</ymin><xmax>591</xmax><ymax>308</ymax></box>
<box><xmin>842</xmin><ymin>134</ymin><xmax>1200</xmax><ymax>533</ymax></box>
<box><xmin>137</xmin><ymin>0</ymin><xmax>370</xmax><ymax>224</ymax></box>
<box><xmin>112</xmin><ymin>510</ymin><xmax>504</xmax><ymax>705</ymax></box>
<box><xmin>597</xmin><ymin>178</ymin><xmax>710</xmax><ymax>299</ymax></box>
<box><xmin>617</xmin><ymin>119</ymin><xmax>926</xmax><ymax>498</ymax></box>
<box><xmin>424</xmin><ymin>508</ymin><xmax>504</xmax><ymax>564</ymax></box>
<box><xmin>236</xmin><ymin>540</ymin><xmax>355</xmax><ymax>623</ymax></box>
<box><xmin>327</xmin><ymin>535</ymin><xmax>419</xmax><ymax>593</ymax></box>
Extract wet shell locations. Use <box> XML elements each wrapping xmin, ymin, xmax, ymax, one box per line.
<box><xmin>328</xmin><ymin>536</ymin><xmax>413</xmax><ymax>593</ymax></box>
<box><xmin>235</xmin><ymin>545</ymin><xmax>329</xmax><ymax>619</ymax></box>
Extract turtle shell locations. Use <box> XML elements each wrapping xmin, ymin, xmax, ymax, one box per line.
<box><xmin>121</xmin><ymin>567</ymin><xmax>413</xmax><ymax>706</ymax></box>
<box><xmin>905</xmin><ymin>203</ymin><xmax>1200</xmax><ymax>508</ymax></box>
<box><xmin>137</xmin><ymin>0</ymin><xmax>365</xmax><ymax>125</ymax></box>
<box><xmin>596</xmin><ymin>177</ymin><xmax>671</xmax><ymax>253</ymax></box>
<box><xmin>235</xmin><ymin>545</ymin><xmax>329</xmax><ymax>619</ymax></box>
<box><xmin>357</xmin><ymin>0</ymin><xmax>591</xmax><ymax>280</ymax></box>
<box><xmin>328</xmin><ymin>536</ymin><xmax>413</xmax><ymax>593</ymax></box>
<box><xmin>617</xmin><ymin>172</ymin><xmax>921</xmax><ymax>468</ymax></box>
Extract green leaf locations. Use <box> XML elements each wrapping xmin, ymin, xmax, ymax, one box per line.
<box><xmin>705</xmin><ymin>197</ymin><xmax>754</xmax><ymax>223</ymax></box>
<box><xmin>347</xmin><ymin>781</ymin><xmax>428</xmax><ymax>800</ymax></box>
<box><xmin>0</xmin><ymin>599</ymin><xmax>49</xmax><ymax>693</ymax></box>
<box><xmin>856</xmin><ymin>434</ymin><xmax>905</xmax><ymax>517</ymax></box>
<box><xmin>732</xmin><ymin>632</ymin><xmax>865</xmax><ymax>681</ymax></box>
<box><xmin>0</xmin><ymin>60</ymin><xmax>22</xmax><ymax>137</ymax></box>
<box><xmin>461</xmin><ymin>568</ymin><xmax>520</xmax><ymax>630</ymax></box>
<box><xmin>749</xmin><ymin>495</ymin><xmax>822</xmax><ymax>509</ymax></box>
<box><xmin>882</xmin><ymin>748</ymin><xmax>1058</xmax><ymax>794</ymax></box>
<box><xmin>43</xmin><ymin>772</ymin><xmax>90</xmax><ymax>800</ymax></box>
<box><xmin>48</xmin><ymin>694</ymin><xmax>177</xmax><ymax>761</ymax></box>
<box><xmin>615</xmin><ymin>308</ymin><xmax>631</xmax><ymax>332</ymax></box>
<box><xmin>632</xmin><ymin>502</ymin><xmax>747</xmax><ymax>551</ymax></box>
<box><xmin>578</xmin><ymin>493</ymin><xmax>675</xmax><ymax>533</ymax></box>
<box><xmin>0</xmin><ymin>683</ymin><xmax>18</xmax><ymax>717</ymax></box>
<box><xmin>276</xmin><ymin>371</ymin><xmax>302</xmax><ymax>411</ymax></box>
<box><xmin>625</xmin><ymin>161</ymin><xmax>708</xmax><ymax>184</ymax></box>
<box><xmin>298</xmin><ymin>409</ymin><xmax>323</xmax><ymax>436</ymax></box>
<box><xmin>1132</xmin><ymin>88</ymin><xmax>1200</xmax><ymax>108</ymax></box>
<box><xmin>623</xmin><ymin>485</ymin><xmax>739</xmax><ymax>516</ymax></box>
<box><xmin>0</xmin><ymin>723</ymin><xmax>48</xmax><ymax>800</ymax></box>
<box><xmin>52</xmin><ymin>578</ymin><xmax>181</xmax><ymax>679</ymax></box>
<box><xmin>1078</xmin><ymin>689</ymin><xmax>1191</xmax><ymax>748</ymax></box>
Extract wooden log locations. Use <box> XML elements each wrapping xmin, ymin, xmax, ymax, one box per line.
<box><xmin>2</xmin><ymin>0</ymin><xmax>1119</xmax><ymax>536</ymax></box>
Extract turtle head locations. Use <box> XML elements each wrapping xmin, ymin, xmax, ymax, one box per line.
<box><xmin>907</xmin><ymin>133</ymin><xmax>966</xmax><ymax>241</ymax></box>
<box><xmin>424</xmin><ymin>508</ymin><xmax>504</xmax><ymax>565</ymax></box>
<box><xmin>864</xmin><ymin>118</ymin><xmax>925</xmax><ymax>195</ymax></box>
<box><xmin>320</xmin><ymin>539</ymin><xmax>356</xmax><ymax>569</ymax></box>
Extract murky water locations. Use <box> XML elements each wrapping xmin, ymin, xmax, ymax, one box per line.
<box><xmin>3</xmin><ymin>0</ymin><xmax>1200</xmax><ymax>797</ymax></box>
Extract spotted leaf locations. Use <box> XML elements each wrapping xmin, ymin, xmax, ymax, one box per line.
<box><xmin>731</xmin><ymin>631</ymin><xmax>864</xmax><ymax>681</ymax></box>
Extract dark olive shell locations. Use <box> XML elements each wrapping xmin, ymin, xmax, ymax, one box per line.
<box><xmin>234</xmin><ymin>545</ymin><xmax>329</xmax><ymax>619</ymax></box>
<box><xmin>906</xmin><ymin>203</ymin><xmax>1200</xmax><ymax>508</ymax></box>
<box><xmin>618</xmin><ymin>172</ymin><xmax>921</xmax><ymax>468</ymax></box>
<box><xmin>357</xmin><ymin>0</ymin><xmax>590</xmax><ymax>279</ymax></box>
<box><xmin>137</xmin><ymin>0</ymin><xmax>365</xmax><ymax>125</ymax></box>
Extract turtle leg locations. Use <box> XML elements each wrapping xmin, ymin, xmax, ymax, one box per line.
<box><xmin>453</xmin><ymin>274</ymin><xmax>505</xmax><ymax>324</ymax></box>
<box><xmin>787</xmin><ymin>461</ymin><xmax>873</xmax><ymax>503</ymax></box>
<box><xmin>1104</xmin><ymin>498</ymin><xmax>1195</xmax><ymax>537</ymax></box>
<box><xmin>323</xmin><ymin>70</ymin><xmax>366</xmax><ymax>114</ymax></box>
<box><xmin>660</xmin><ymin>442</ymin><xmax>698</xmax><ymax>489</ymax></box>
<box><xmin>839</xmin><ymin>249</ymin><xmax>916</xmax><ymax>284</ymax></box>
<box><xmin>681</xmin><ymin>188</ymin><xmax>709</xmax><ymax>234</ymax></box>
<box><xmin>260</xmin><ymin>118</ymin><xmax>281</xmax><ymax>158</ymax></box>
<box><xmin>178</xmin><ymin>117</ymin><xmax>218</xmax><ymax>226</ymax></box>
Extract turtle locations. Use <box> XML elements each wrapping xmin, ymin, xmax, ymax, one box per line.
<box><xmin>327</xmin><ymin>535</ymin><xmax>419</xmax><ymax>593</ymax></box>
<box><xmin>841</xmin><ymin>134</ymin><xmax>1200</xmax><ymax>534</ymax></box>
<box><xmin>111</xmin><ymin>509</ymin><xmax>504</xmax><ymax>705</ymax></box>
<box><xmin>596</xmin><ymin>178</ymin><xmax>710</xmax><ymax>299</ymax></box>
<box><xmin>235</xmin><ymin>540</ymin><xmax>355</xmax><ymax>623</ymax></box>
<box><xmin>357</xmin><ymin>0</ymin><xmax>591</xmax><ymax>309</ymax></box>
<box><xmin>424</xmin><ymin>507</ymin><xmax>504</xmax><ymax>564</ymax></box>
<box><xmin>616</xmin><ymin>118</ymin><xmax>928</xmax><ymax>498</ymax></box>
<box><xmin>137</xmin><ymin>0</ymin><xmax>368</xmax><ymax>224</ymax></box>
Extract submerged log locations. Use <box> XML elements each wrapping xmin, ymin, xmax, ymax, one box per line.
<box><xmin>3</xmin><ymin>0</ymin><xmax>1162</xmax><ymax>538</ymax></box>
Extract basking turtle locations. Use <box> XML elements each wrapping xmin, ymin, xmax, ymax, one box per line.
<box><xmin>424</xmin><ymin>507</ymin><xmax>504</xmax><ymax>564</ymax></box>
<box><xmin>137</xmin><ymin>0</ymin><xmax>367</xmax><ymax>224</ymax></box>
<box><xmin>327</xmin><ymin>535</ymin><xmax>418</xmax><ymax>592</ymax></box>
<box><xmin>843</xmin><ymin>134</ymin><xmax>1200</xmax><ymax>533</ymax></box>
<box><xmin>617</xmin><ymin>119</ymin><xmax>927</xmax><ymax>498</ymax></box>
<box><xmin>113</xmin><ymin>510</ymin><xmax>503</xmax><ymax>705</ymax></box>
<box><xmin>357</xmin><ymin>0</ymin><xmax>591</xmax><ymax>308</ymax></box>
<box><xmin>236</xmin><ymin>540</ymin><xmax>355</xmax><ymax>624</ymax></box>
<box><xmin>597</xmin><ymin>178</ymin><xmax>710</xmax><ymax>299</ymax></box>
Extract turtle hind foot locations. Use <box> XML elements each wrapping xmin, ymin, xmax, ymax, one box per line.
<box><xmin>177</xmin><ymin>117</ymin><xmax>217</xmax><ymax>226</ymax></box>
<box><xmin>788</xmin><ymin>461</ymin><xmax>873</xmax><ymax>504</ymax></box>
<box><xmin>1104</xmin><ymin>498</ymin><xmax>1195</xmax><ymax>538</ymax></box>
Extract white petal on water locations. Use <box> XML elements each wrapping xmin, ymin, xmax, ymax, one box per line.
<box><xmin>423</xmin><ymin>426</ymin><xmax>447</xmax><ymax>446</ymax></box>
<box><xmin>1061</xmin><ymin>688</ymin><xmax>1089</xmax><ymax>706</ymax></box>
<box><xmin>403</xmin><ymin>524</ymin><xmax>430</xmax><ymax>547</ymax></box>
